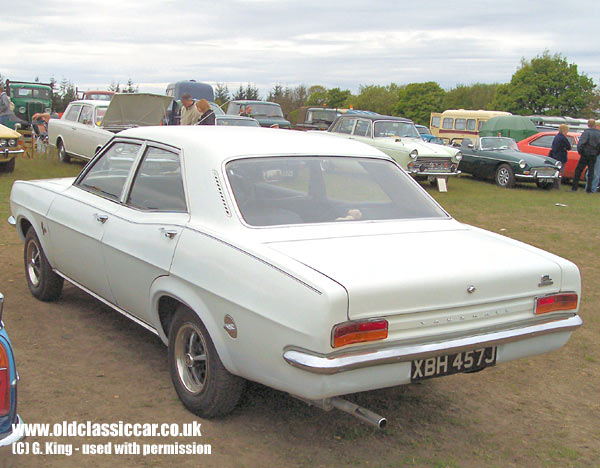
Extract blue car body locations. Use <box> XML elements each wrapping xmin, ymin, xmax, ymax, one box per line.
<box><xmin>0</xmin><ymin>293</ymin><xmax>23</xmax><ymax>447</ymax></box>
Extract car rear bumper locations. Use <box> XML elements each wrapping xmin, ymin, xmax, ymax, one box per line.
<box><xmin>0</xmin><ymin>415</ymin><xmax>25</xmax><ymax>447</ymax></box>
<box><xmin>283</xmin><ymin>313</ymin><xmax>582</xmax><ymax>375</ymax></box>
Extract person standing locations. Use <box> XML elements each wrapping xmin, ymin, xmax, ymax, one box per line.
<box><xmin>550</xmin><ymin>124</ymin><xmax>571</xmax><ymax>189</ymax></box>
<box><xmin>179</xmin><ymin>93</ymin><xmax>202</xmax><ymax>125</ymax></box>
<box><xmin>0</xmin><ymin>85</ymin><xmax>12</xmax><ymax>127</ymax></box>
<box><xmin>572</xmin><ymin>119</ymin><xmax>600</xmax><ymax>192</ymax></box>
<box><xmin>196</xmin><ymin>99</ymin><xmax>216</xmax><ymax>125</ymax></box>
<box><xmin>590</xmin><ymin>122</ymin><xmax>600</xmax><ymax>193</ymax></box>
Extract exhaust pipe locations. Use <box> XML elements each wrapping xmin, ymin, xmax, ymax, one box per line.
<box><xmin>293</xmin><ymin>395</ymin><xmax>387</xmax><ymax>429</ymax></box>
<box><xmin>330</xmin><ymin>397</ymin><xmax>387</xmax><ymax>429</ymax></box>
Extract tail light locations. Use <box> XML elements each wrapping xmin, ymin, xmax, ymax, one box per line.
<box><xmin>332</xmin><ymin>319</ymin><xmax>388</xmax><ymax>348</ymax></box>
<box><xmin>536</xmin><ymin>293</ymin><xmax>578</xmax><ymax>315</ymax></box>
<box><xmin>0</xmin><ymin>344</ymin><xmax>10</xmax><ymax>416</ymax></box>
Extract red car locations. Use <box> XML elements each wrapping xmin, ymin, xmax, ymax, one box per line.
<box><xmin>518</xmin><ymin>131</ymin><xmax>584</xmax><ymax>182</ymax></box>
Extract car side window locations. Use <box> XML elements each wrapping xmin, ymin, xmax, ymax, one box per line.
<box><xmin>336</xmin><ymin>119</ymin><xmax>355</xmax><ymax>134</ymax></box>
<box><xmin>455</xmin><ymin>118</ymin><xmax>466</xmax><ymax>130</ymax></box>
<box><xmin>78</xmin><ymin>106</ymin><xmax>93</xmax><ymax>126</ymax></box>
<box><xmin>77</xmin><ymin>142</ymin><xmax>141</xmax><ymax>201</ymax></box>
<box><xmin>353</xmin><ymin>120</ymin><xmax>371</xmax><ymax>137</ymax></box>
<box><xmin>127</xmin><ymin>146</ymin><xmax>187</xmax><ymax>212</ymax></box>
<box><xmin>530</xmin><ymin>135</ymin><xmax>554</xmax><ymax>148</ymax></box>
<box><xmin>64</xmin><ymin>105</ymin><xmax>82</xmax><ymax>122</ymax></box>
<box><xmin>431</xmin><ymin>116</ymin><xmax>440</xmax><ymax>128</ymax></box>
<box><xmin>442</xmin><ymin>118</ymin><xmax>453</xmax><ymax>129</ymax></box>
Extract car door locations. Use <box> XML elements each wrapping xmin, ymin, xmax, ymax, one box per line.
<box><xmin>351</xmin><ymin>119</ymin><xmax>372</xmax><ymax>145</ymax></box>
<box><xmin>60</xmin><ymin>104</ymin><xmax>82</xmax><ymax>154</ymax></box>
<box><xmin>101</xmin><ymin>144</ymin><xmax>189</xmax><ymax>324</ymax></box>
<box><xmin>45</xmin><ymin>140</ymin><xmax>143</xmax><ymax>302</ymax></box>
<box><xmin>71</xmin><ymin>104</ymin><xmax>95</xmax><ymax>157</ymax></box>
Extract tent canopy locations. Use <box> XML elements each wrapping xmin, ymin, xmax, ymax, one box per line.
<box><xmin>479</xmin><ymin>115</ymin><xmax>538</xmax><ymax>142</ymax></box>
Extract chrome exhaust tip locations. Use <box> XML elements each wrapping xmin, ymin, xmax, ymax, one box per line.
<box><xmin>293</xmin><ymin>395</ymin><xmax>387</xmax><ymax>429</ymax></box>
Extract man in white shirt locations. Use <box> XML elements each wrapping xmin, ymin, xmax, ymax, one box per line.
<box><xmin>179</xmin><ymin>93</ymin><xmax>202</xmax><ymax>125</ymax></box>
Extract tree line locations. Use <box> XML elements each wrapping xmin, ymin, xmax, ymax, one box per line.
<box><xmin>3</xmin><ymin>51</ymin><xmax>598</xmax><ymax>124</ymax></box>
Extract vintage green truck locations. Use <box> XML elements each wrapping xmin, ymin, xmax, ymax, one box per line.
<box><xmin>5</xmin><ymin>80</ymin><xmax>53</xmax><ymax>128</ymax></box>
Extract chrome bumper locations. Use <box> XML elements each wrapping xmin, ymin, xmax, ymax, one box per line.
<box><xmin>516</xmin><ymin>170</ymin><xmax>559</xmax><ymax>180</ymax></box>
<box><xmin>283</xmin><ymin>313</ymin><xmax>582</xmax><ymax>375</ymax></box>
<box><xmin>1</xmin><ymin>148</ymin><xmax>23</xmax><ymax>160</ymax></box>
<box><xmin>411</xmin><ymin>171</ymin><xmax>461</xmax><ymax>177</ymax></box>
<box><xmin>0</xmin><ymin>415</ymin><xmax>25</xmax><ymax>447</ymax></box>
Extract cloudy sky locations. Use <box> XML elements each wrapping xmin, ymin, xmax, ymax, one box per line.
<box><xmin>2</xmin><ymin>0</ymin><xmax>599</xmax><ymax>97</ymax></box>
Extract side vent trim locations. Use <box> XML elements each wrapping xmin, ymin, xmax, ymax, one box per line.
<box><xmin>213</xmin><ymin>170</ymin><xmax>232</xmax><ymax>217</ymax></box>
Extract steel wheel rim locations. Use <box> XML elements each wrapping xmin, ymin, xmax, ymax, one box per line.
<box><xmin>175</xmin><ymin>323</ymin><xmax>208</xmax><ymax>395</ymax></box>
<box><xmin>497</xmin><ymin>168</ymin><xmax>510</xmax><ymax>186</ymax></box>
<box><xmin>26</xmin><ymin>239</ymin><xmax>42</xmax><ymax>287</ymax></box>
<box><xmin>59</xmin><ymin>144</ymin><xmax>66</xmax><ymax>161</ymax></box>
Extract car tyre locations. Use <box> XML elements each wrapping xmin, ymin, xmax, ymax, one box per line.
<box><xmin>5</xmin><ymin>157</ymin><xmax>15</xmax><ymax>173</ymax></box>
<box><xmin>57</xmin><ymin>140</ymin><xmax>71</xmax><ymax>163</ymax></box>
<box><xmin>495</xmin><ymin>164</ymin><xmax>515</xmax><ymax>188</ymax></box>
<box><xmin>24</xmin><ymin>227</ymin><xmax>64</xmax><ymax>301</ymax></box>
<box><xmin>536</xmin><ymin>180</ymin><xmax>554</xmax><ymax>190</ymax></box>
<box><xmin>168</xmin><ymin>305</ymin><xmax>245</xmax><ymax>418</ymax></box>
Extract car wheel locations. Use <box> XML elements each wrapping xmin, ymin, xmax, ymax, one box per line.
<box><xmin>536</xmin><ymin>180</ymin><xmax>554</xmax><ymax>190</ymax></box>
<box><xmin>24</xmin><ymin>227</ymin><xmax>64</xmax><ymax>301</ymax></box>
<box><xmin>168</xmin><ymin>305</ymin><xmax>245</xmax><ymax>418</ymax></box>
<box><xmin>57</xmin><ymin>140</ymin><xmax>71</xmax><ymax>163</ymax></box>
<box><xmin>495</xmin><ymin>164</ymin><xmax>515</xmax><ymax>188</ymax></box>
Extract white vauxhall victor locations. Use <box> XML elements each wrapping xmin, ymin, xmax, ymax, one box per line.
<box><xmin>9</xmin><ymin>127</ymin><xmax>582</xmax><ymax>428</ymax></box>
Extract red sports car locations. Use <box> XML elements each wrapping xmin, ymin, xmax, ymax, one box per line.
<box><xmin>518</xmin><ymin>132</ymin><xmax>585</xmax><ymax>182</ymax></box>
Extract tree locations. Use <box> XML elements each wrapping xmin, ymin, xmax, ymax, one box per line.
<box><xmin>443</xmin><ymin>83</ymin><xmax>499</xmax><ymax>110</ymax></box>
<box><xmin>232</xmin><ymin>84</ymin><xmax>245</xmax><ymax>100</ymax></box>
<box><xmin>326</xmin><ymin>87</ymin><xmax>351</xmax><ymax>108</ymax></box>
<box><xmin>348</xmin><ymin>84</ymin><xmax>401</xmax><ymax>115</ymax></box>
<box><xmin>267</xmin><ymin>84</ymin><xmax>308</xmax><ymax>117</ymax></box>
<box><xmin>122</xmin><ymin>78</ymin><xmax>138</xmax><ymax>94</ymax></box>
<box><xmin>245</xmin><ymin>84</ymin><xmax>260</xmax><ymax>100</ymax></box>
<box><xmin>108</xmin><ymin>81</ymin><xmax>121</xmax><ymax>93</ymax></box>
<box><xmin>306</xmin><ymin>85</ymin><xmax>328</xmax><ymax>106</ymax></box>
<box><xmin>490</xmin><ymin>51</ymin><xmax>597</xmax><ymax>116</ymax></box>
<box><xmin>214</xmin><ymin>82</ymin><xmax>229</xmax><ymax>106</ymax></box>
<box><xmin>395</xmin><ymin>82</ymin><xmax>445</xmax><ymax>125</ymax></box>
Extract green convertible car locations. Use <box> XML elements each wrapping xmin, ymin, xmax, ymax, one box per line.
<box><xmin>459</xmin><ymin>137</ymin><xmax>562</xmax><ymax>189</ymax></box>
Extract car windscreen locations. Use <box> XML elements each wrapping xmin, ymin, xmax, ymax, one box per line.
<box><xmin>87</xmin><ymin>94</ymin><xmax>112</xmax><ymax>101</ymax></box>
<box><xmin>216</xmin><ymin>118</ymin><xmax>259</xmax><ymax>127</ymax></box>
<box><xmin>13</xmin><ymin>87</ymin><xmax>50</xmax><ymax>99</ymax></box>
<box><xmin>95</xmin><ymin>107</ymin><xmax>108</xmax><ymax>126</ymax></box>
<box><xmin>480</xmin><ymin>137</ymin><xmax>518</xmax><ymax>151</ymax></box>
<box><xmin>243</xmin><ymin>104</ymin><xmax>283</xmax><ymax>118</ymax></box>
<box><xmin>307</xmin><ymin>109</ymin><xmax>338</xmax><ymax>123</ymax></box>
<box><xmin>374</xmin><ymin>121</ymin><xmax>420</xmax><ymax>138</ymax></box>
<box><xmin>226</xmin><ymin>156</ymin><xmax>447</xmax><ymax>227</ymax></box>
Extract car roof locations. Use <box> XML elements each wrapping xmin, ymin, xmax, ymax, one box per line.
<box><xmin>527</xmin><ymin>131</ymin><xmax>580</xmax><ymax>138</ymax></box>
<box><xmin>118</xmin><ymin>126</ymin><xmax>388</xmax><ymax>164</ymax></box>
<box><xmin>230</xmin><ymin>100</ymin><xmax>280</xmax><ymax>106</ymax></box>
<box><xmin>336</xmin><ymin>114</ymin><xmax>413</xmax><ymax>123</ymax></box>
<box><xmin>68</xmin><ymin>100</ymin><xmax>110</xmax><ymax>106</ymax></box>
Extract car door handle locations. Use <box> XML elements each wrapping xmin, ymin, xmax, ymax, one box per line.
<box><xmin>160</xmin><ymin>228</ymin><xmax>178</xmax><ymax>239</ymax></box>
<box><xmin>95</xmin><ymin>213</ymin><xmax>108</xmax><ymax>224</ymax></box>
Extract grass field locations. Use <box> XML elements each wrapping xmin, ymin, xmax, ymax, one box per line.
<box><xmin>0</xmin><ymin>152</ymin><xmax>598</xmax><ymax>468</ymax></box>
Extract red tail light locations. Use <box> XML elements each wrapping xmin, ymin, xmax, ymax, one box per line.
<box><xmin>536</xmin><ymin>293</ymin><xmax>578</xmax><ymax>315</ymax></box>
<box><xmin>0</xmin><ymin>344</ymin><xmax>10</xmax><ymax>416</ymax></box>
<box><xmin>332</xmin><ymin>319</ymin><xmax>388</xmax><ymax>348</ymax></box>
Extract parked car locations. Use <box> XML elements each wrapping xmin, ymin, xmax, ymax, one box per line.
<box><xmin>518</xmin><ymin>132</ymin><xmax>585</xmax><ymax>183</ymax></box>
<box><xmin>226</xmin><ymin>100</ymin><xmax>290</xmax><ymax>128</ymax></box>
<box><xmin>325</xmin><ymin>114</ymin><xmax>462</xmax><ymax>188</ymax></box>
<box><xmin>49</xmin><ymin>93</ymin><xmax>173</xmax><ymax>162</ymax></box>
<box><xmin>79</xmin><ymin>91</ymin><xmax>114</xmax><ymax>101</ymax></box>
<box><xmin>415</xmin><ymin>124</ymin><xmax>438</xmax><ymax>142</ymax></box>
<box><xmin>5</xmin><ymin>80</ymin><xmax>53</xmax><ymax>129</ymax></box>
<box><xmin>459</xmin><ymin>137</ymin><xmax>562</xmax><ymax>188</ymax></box>
<box><xmin>165</xmin><ymin>80</ymin><xmax>214</xmax><ymax>102</ymax></box>
<box><xmin>0</xmin><ymin>124</ymin><xmax>23</xmax><ymax>173</ymax></box>
<box><xmin>293</xmin><ymin>107</ymin><xmax>340</xmax><ymax>131</ymax></box>
<box><xmin>8</xmin><ymin>127</ymin><xmax>582</xmax><ymax>427</ymax></box>
<box><xmin>0</xmin><ymin>293</ymin><xmax>24</xmax><ymax>447</ymax></box>
<box><xmin>215</xmin><ymin>115</ymin><xmax>260</xmax><ymax>127</ymax></box>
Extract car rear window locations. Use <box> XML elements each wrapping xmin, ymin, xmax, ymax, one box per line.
<box><xmin>226</xmin><ymin>156</ymin><xmax>447</xmax><ymax>226</ymax></box>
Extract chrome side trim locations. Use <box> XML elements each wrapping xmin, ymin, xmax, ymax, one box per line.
<box><xmin>7</xmin><ymin>216</ymin><xmax>16</xmax><ymax>226</ymax></box>
<box><xmin>54</xmin><ymin>270</ymin><xmax>159</xmax><ymax>336</ymax></box>
<box><xmin>283</xmin><ymin>313</ymin><xmax>582</xmax><ymax>375</ymax></box>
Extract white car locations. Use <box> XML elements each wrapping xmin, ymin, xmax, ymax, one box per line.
<box><xmin>8</xmin><ymin>127</ymin><xmax>582</xmax><ymax>427</ymax></box>
<box><xmin>326</xmin><ymin>114</ymin><xmax>462</xmax><ymax>188</ymax></box>
<box><xmin>48</xmin><ymin>93</ymin><xmax>172</xmax><ymax>162</ymax></box>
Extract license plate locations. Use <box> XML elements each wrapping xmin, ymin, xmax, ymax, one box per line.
<box><xmin>411</xmin><ymin>347</ymin><xmax>496</xmax><ymax>382</ymax></box>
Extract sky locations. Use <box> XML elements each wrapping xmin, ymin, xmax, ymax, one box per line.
<box><xmin>1</xmin><ymin>0</ymin><xmax>599</xmax><ymax>97</ymax></box>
